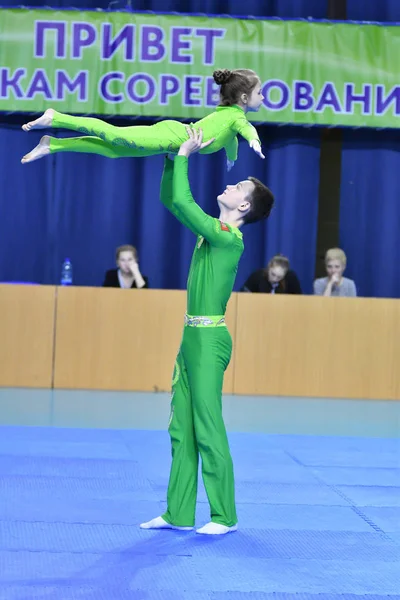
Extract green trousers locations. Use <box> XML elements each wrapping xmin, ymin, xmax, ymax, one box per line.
<box><xmin>162</xmin><ymin>325</ymin><xmax>237</xmax><ymax>528</ymax></box>
<box><xmin>49</xmin><ymin>110</ymin><xmax>188</xmax><ymax>158</ymax></box>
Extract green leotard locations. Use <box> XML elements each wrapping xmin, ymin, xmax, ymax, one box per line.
<box><xmin>47</xmin><ymin>105</ymin><xmax>260</xmax><ymax>162</ymax></box>
<box><xmin>159</xmin><ymin>156</ymin><xmax>243</xmax><ymax>528</ymax></box>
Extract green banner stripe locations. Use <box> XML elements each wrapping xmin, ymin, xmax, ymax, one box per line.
<box><xmin>1</xmin><ymin>8</ymin><xmax>399</xmax><ymax>128</ymax></box>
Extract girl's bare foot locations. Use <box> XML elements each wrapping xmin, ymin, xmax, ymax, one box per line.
<box><xmin>21</xmin><ymin>135</ymin><xmax>51</xmax><ymax>164</ymax></box>
<box><xmin>22</xmin><ymin>108</ymin><xmax>55</xmax><ymax>132</ymax></box>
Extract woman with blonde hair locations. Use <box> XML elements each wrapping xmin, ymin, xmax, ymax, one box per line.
<box><xmin>313</xmin><ymin>248</ymin><xmax>356</xmax><ymax>297</ymax></box>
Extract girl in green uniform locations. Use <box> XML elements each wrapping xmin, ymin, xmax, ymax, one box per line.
<box><xmin>21</xmin><ymin>69</ymin><xmax>265</xmax><ymax>170</ymax></box>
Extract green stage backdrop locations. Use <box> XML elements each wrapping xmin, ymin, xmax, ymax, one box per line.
<box><xmin>1</xmin><ymin>9</ymin><xmax>399</xmax><ymax>128</ymax></box>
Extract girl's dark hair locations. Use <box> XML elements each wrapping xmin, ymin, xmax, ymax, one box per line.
<box><xmin>213</xmin><ymin>68</ymin><xmax>260</xmax><ymax>106</ymax></box>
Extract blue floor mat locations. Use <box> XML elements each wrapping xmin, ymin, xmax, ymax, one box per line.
<box><xmin>0</xmin><ymin>427</ymin><xmax>399</xmax><ymax>599</ymax></box>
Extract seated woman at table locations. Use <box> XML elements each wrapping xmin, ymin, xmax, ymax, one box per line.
<box><xmin>241</xmin><ymin>254</ymin><xmax>302</xmax><ymax>294</ymax></box>
<box><xmin>102</xmin><ymin>245</ymin><xmax>149</xmax><ymax>289</ymax></box>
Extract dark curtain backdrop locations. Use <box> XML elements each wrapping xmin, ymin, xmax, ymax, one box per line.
<box><xmin>347</xmin><ymin>0</ymin><xmax>400</xmax><ymax>21</ymax></box>
<box><xmin>336</xmin><ymin>2</ymin><xmax>400</xmax><ymax>299</ymax></box>
<box><xmin>2</xmin><ymin>1</ymin><xmax>400</xmax><ymax>297</ymax></box>
<box><xmin>339</xmin><ymin>130</ymin><xmax>400</xmax><ymax>299</ymax></box>
<box><xmin>0</xmin><ymin>125</ymin><xmax>321</xmax><ymax>293</ymax></box>
<box><xmin>1</xmin><ymin>0</ymin><xmax>328</xmax><ymax>18</ymax></box>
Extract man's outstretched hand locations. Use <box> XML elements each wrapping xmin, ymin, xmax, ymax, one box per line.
<box><xmin>178</xmin><ymin>127</ymin><xmax>215</xmax><ymax>158</ymax></box>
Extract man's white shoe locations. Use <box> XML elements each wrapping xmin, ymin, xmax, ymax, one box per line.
<box><xmin>139</xmin><ymin>516</ymin><xmax>193</xmax><ymax>531</ymax></box>
<box><xmin>196</xmin><ymin>522</ymin><xmax>238</xmax><ymax>535</ymax></box>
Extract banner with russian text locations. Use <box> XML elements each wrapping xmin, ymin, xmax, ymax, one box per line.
<box><xmin>0</xmin><ymin>8</ymin><xmax>399</xmax><ymax>128</ymax></box>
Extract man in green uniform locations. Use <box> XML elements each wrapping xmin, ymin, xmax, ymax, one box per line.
<box><xmin>141</xmin><ymin>128</ymin><xmax>274</xmax><ymax>535</ymax></box>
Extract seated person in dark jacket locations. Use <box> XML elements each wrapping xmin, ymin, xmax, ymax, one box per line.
<box><xmin>103</xmin><ymin>244</ymin><xmax>149</xmax><ymax>289</ymax></box>
<box><xmin>241</xmin><ymin>254</ymin><xmax>302</xmax><ymax>294</ymax></box>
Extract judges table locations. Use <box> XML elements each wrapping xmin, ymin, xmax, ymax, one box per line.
<box><xmin>0</xmin><ymin>284</ymin><xmax>399</xmax><ymax>400</ymax></box>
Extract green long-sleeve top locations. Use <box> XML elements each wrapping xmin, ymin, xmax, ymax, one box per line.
<box><xmin>194</xmin><ymin>104</ymin><xmax>260</xmax><ymax>161</ymax></box>
<box><xmin>160</xmin><ymin>156</ymin><xmax>244</xmax><ymax>316</ymax></box>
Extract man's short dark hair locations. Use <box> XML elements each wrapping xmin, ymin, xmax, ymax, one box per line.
<box><xmin>243</xmin><ymin>177</ymin><xmax>274</xmax><ymax>225</ymax></box>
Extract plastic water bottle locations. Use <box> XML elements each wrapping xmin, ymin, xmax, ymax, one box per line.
<box><xmin>60</xmin><ymin>258</ymin><xmax>73</xmax><ymax>286</ymax></box>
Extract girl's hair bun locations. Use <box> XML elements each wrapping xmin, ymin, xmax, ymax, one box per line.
<box><xmin>213</xmin><ymin>69</ymin><xmax>233</xmax><ymax>85</ymax></box>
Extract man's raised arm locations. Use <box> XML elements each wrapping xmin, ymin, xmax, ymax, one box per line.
<box><xmin>169</xmin><ymin>129</ymin><xmax>236</xmax><ymax>247</ymax></box>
